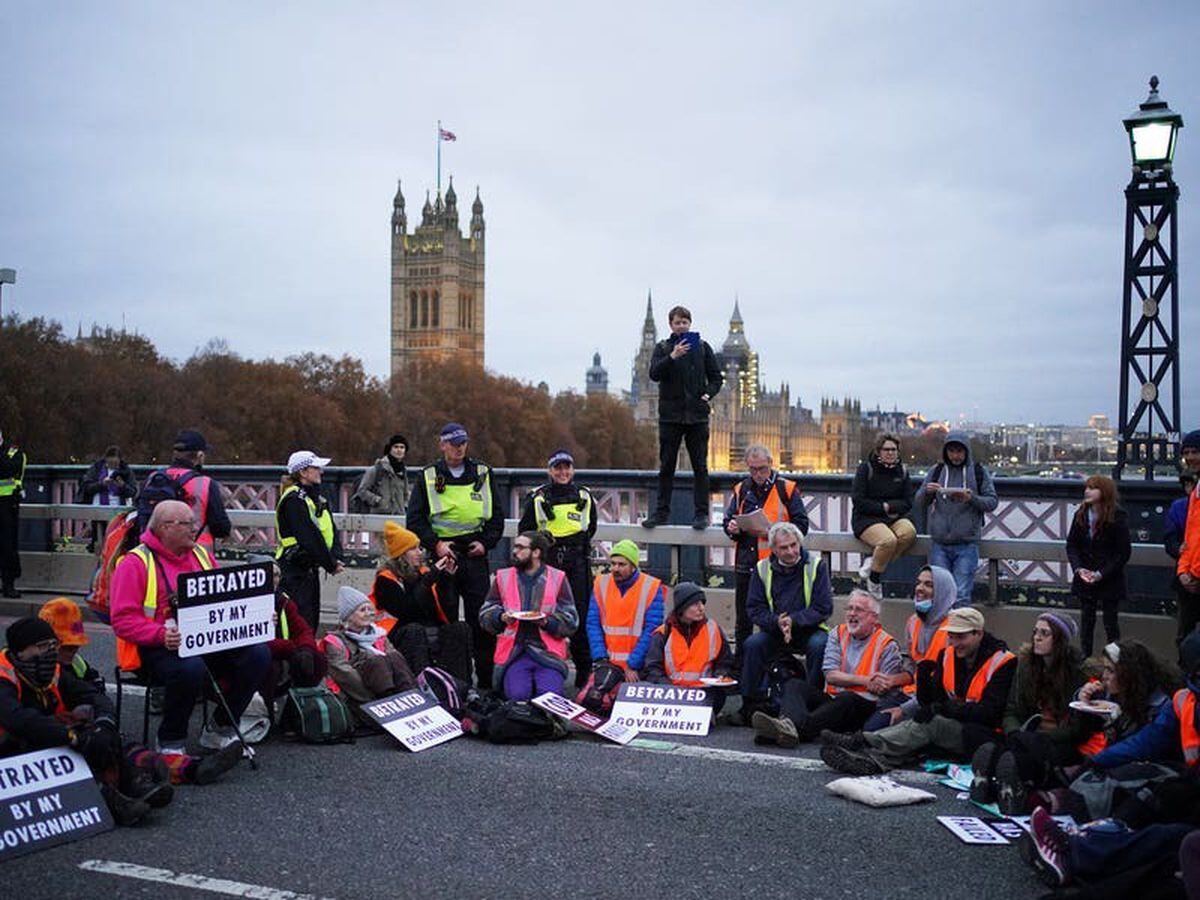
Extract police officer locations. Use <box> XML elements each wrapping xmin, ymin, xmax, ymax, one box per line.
<box><xmin>518</xmin><ymin>449</ymin><xmax>597</xmax><ymax>685</ymax></box>
<box><xmin>275</xmin><ymin>450</ymin><xmax>346</xmax><ymax>630</ymax></box>
<box><xmin>406</xmin><ymin>423</ymin><xmax>505</xmax><ymax>687</ymax></box>
<box><xmin>0</xmin><ymin>426</ymin><xmax>27</xmax><ymax>598</ymax></box>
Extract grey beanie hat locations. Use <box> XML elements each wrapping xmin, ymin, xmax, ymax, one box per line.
<box><xmin>672</xmin><ymin>581</ymin><xmax>707</xmax><ymax>615</ymax></box>
<box><xmin>337</xmin><ymin>585</ymin><xmax>372</xmax><ymax>623</ymax></box>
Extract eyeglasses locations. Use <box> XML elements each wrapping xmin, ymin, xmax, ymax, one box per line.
<box><xmin>748</xmin><ymin>464</ymin><xmax>772</xmax><ymax>474</ymax></box>
<box><xmin>1032</xmin><ymin>627</ymin><xmax>1054</xmax><ymax>638</ymax></box>
<box><xmin>31</xmin><ymin>639</ymin><xmax>59</xmax><ymax>653</ymax></box>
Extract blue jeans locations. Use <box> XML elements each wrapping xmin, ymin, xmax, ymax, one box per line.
<box><xmin>928</xmin><ymin>542</ymin><xmax>979</xmax><ymax>608</ymax></box>
<box><xmin>740</xmin><ymin>627</ymin><xmax>828</xmax><ymax>699</ymax></box>
<box><xmin>141</xmin><ymin>643</ymin><xmax>272</xmax><ymax>743</ymax></box>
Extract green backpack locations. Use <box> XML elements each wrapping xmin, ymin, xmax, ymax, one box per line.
<box><xmin>282</xmin><ymin>685</ymin><xmax>356</xmax><ymax>744</ymax></box>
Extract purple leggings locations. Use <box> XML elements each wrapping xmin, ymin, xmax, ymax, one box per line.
<box><xmin>502</xmin><ymin>653</ymin><xmax>565</xmax><ymax>701</ymax></box>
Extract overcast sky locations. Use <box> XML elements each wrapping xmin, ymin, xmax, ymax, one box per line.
<box><xmin>2</xmin><ymin>3</ymin><xmax>1197</xmax><ymax>427</ymax></box>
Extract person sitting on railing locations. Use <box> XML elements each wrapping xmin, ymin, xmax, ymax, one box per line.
<box><xmin>479</xmin><ymin>531</ymin><xmax>578</xmax><ymax>701</ymax></box>
<box><xmin>110</xmin><ymin>500</ymin><xmax>271</xmax><ymax>756</ymax></box>
<box><xmin>643</xmin><ymin>582</ymin><xmax>734</xmax><ymax>713</ymax></box>
<box><xmin>370</xmin><ymin>523</ymin><xmax>471</xmax><ymax>684</ymax></box>
<box><xmin>914</xmin><ymin>431</ymin><xmax>998</xmax><ymax>608</ymax></box>
<box><xmin>861</xmin><ymin>564</ymin><xmax>957</xmax><ymax>731</ymax></box>
<box><xmin>518</xmin><ymin>448</ymin><xmax>597</xmax><ymax>686</ymax></box>
<box><xmin>752</xmin><ymin>589</ymin><xmax>902</xmax><ymax>748</ymax></box>
<box><xmin>1174</xmin><ymin>429</ymin><xmax>1200</xmax><ymax>650</ymax></box>
<box><xmin>1066</xmin><ymin>475</ymin><xmax>1132</xmax><ymax>658</ymax></box>
<box><xmin>722</xmin><ymin>444</ymin><xmax>809</xmax><ymax>672</ymax></box>
<box><xmin>275</xmin><ymin>450</ymin><xmax>346</xmax><ymax>631</ymax></box>
<box><xmin>38</xmin><ymin>597</ymin><xmax>243</xmax><ymax>791</ymax></box>
<box><xmin>819</xmin><ymin>607</ymin><xmax>1015</xmax><ymax>776</ymax></box>
<box><xmin>738</xmin><ymin>521</ymin><xmax>831</xmax><ymax>724</ymax></box>
<box><xmin>851</xmin><ymin>432</ymin><xmax>916</xmax><ymax>599</ymax></box>
<box><xmin>321</xmin><ymin>586</ymin><xmax>416</xmax><ymax>708</ymax></box>
<box><xmin>578</xmin><ymin>540</ymin><xmax>664</xmax><ymax>712</ymax></box>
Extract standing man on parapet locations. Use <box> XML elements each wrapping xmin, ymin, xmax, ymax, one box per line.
<box><xmin>406</xmin><ymin>422</ymin><xmax>505</xmax><ymax>687</ymax></box>
<box><xmin>642</xmin><ymin>304</ymin><xmax>723</xmax><ymax>531</ymax></box>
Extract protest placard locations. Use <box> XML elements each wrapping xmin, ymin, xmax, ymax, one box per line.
<box><xmin>361</xmin><ymin>690</ymin><xmax>462</xmax><ymax>752</ymax></box>
<box><xmin>608</xmin><ymin>683</ymin><xmax>712</xmax><ymax>736</ymax></box>
<box><xmin>176</xmin><ymin>561</ymin><xmax>275</xmax><ymax>658</ymax></box>
<box><xmin>531</xmin><ymin>693</ymin><xmax>637</xmax><ymax>744</ymax></box>
<box><xmin>937</xmin><ymin>815</ymin><xmax>1010</xmax><ymax>845</ymax></box>
<box><xmin>0</xmin><ymin>748</ymin><xmax>113</xmax><ymax>861</ymax></box>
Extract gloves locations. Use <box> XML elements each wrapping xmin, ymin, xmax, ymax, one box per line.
<box><xmin>913</xmin><ymin>703</ymin><xmax>937</xmax><ymax>724</ymax></box>
<box><xmin>915</xmin><ymin>660</ymin><xmax>940</xmax><ymax>707</ymax></box>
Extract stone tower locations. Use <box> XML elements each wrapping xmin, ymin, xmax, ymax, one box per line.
<box><xmin>586</xmin><ymin>351</ymin><xmax>609</xmax><ymax>395</ymax></box>
<box><xmin>629</xmin><ymin>291</ymin><xmax>659</xmax><ymax>422</ymax></box>
<box><xmin>389</xmin><ymin>177</ymin><xmax>486</xmax><ymax>377</ymax></box>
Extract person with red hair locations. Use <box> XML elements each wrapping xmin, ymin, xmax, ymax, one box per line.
<box><xmin>1066</xmin><ymin>475</ymin><xmax>1132</xmax><ymax>657</ymax></box>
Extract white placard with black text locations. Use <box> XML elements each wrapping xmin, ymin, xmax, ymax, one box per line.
<box><xmin>362</xmin><ymin>690</ymin><xmax>462</xmax><ymax>752</ymax></box>
<box><xmin>609</xmin><ymin>683</ymin><xmax>712</xmax><ymax>736</ymax></box>
<box><xmin>0</xmin><ymin>748</ymin><xmax>113</xmax><ymax>861</ymax></box>
<box><xmin>176</xmin><ymin>562</ymin><xmax>275</xmax><ymax>658</ymax></box>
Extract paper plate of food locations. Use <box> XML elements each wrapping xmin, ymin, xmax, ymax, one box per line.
<box><xmin>698</xmin><ymin>676</ymin><xmax>738</xmax><ymax>687</ymax></box>
<box><xmin>509</xmin><ymin>610</ymin><xmax>547</xmax><ymax>622</ymax></box>
<box><xmin>1070</xmin><ymin>699</ymin><xmax>1121</xmax><ymax>719</ymax></box>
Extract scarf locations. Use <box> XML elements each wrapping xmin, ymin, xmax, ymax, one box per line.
<box><xmin>344</xmin><ymin>624</ymin><xmax>388</xmax><ymax>656</ymax></box>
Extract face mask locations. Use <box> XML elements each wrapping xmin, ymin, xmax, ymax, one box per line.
<box><xmin>914</xmin><ymin>599</ymin><xmax>933</xmax><ymax>616</ymax></box>
<box><xmin>15</xmin><ymin>650</ymin><xmax>58</xmax><ymax>687</ymax></box>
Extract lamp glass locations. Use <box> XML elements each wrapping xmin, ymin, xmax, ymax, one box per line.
<box><xmin>1131</xmin><ymin>122</ymin><xmax>1176</xmax><ymax>165</ymax></box>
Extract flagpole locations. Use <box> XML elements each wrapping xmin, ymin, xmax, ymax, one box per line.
<box><xmin>436</xmin><ymin>119</ymin><xmax>441</xmax><ymax>195</ymax></box>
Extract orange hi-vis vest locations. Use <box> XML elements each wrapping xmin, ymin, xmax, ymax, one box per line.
<box><xmin>493</xmin><ymin>566</ymin><xmax>568</xmax><ymax>666</ymax></box>
<box><xmin>115</xmin><ymin>543</ymin><xmax>214</xmax><ymax>672</ymax></box>
<box><xmin>658</xmin><ymin>620</ymin><xmax>724</xmax><ymax>687</ymax></box>
<box><xmin>1174</xmin><ymin>688</ymin><xmax>1199</xmax><ymax>769</ymax></box>
<box><xmin>903</xmin><ymin>614</ymin><xmax>953</xmax><ymax>695</ymax></box>
<box><xmin>1178</xmin><ymin>485</ymin><xmax>1200</xmax><ymax>579</ymax></box>
<box><xmin>1074</xmin><ymin>678</ymin><xmax>1110</xmax><ymax>756</ymax></box>
<box><xmin>0</xmin><ymin>649</ymin><xmax>68</xmax><ymax>742</ymax></box>
<box><xmin>824</xmin><ymin>623</ymin><xmax>896</xmax><ymax>697</ymax></box>
<box><xmin>940</xmin><ymin>645</ymin><xmax>1016</xmax><ymax>703</ymax></box>
<box><xmin>732</xmin><ymin>476</ymin><xmax>798</xmax><ymax>562</ymax></box>
<box><xmin>369</xmin><ymin>566</ymin><xmax>448</xmax><ymax>634</ymax></box>
<box><xmin>593</xmin><ymin>571</ymin><xmax>661</xmax><ymax>669</ymax></box>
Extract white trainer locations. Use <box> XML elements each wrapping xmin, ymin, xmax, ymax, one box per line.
<box><xmin>198</xmin><ymin>725</ymin><xmax>239</xmax><ymax>751</ymax></box>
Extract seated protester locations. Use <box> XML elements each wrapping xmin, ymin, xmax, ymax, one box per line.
<box><xmin>820</xmin><ymin>607</ymin><xmax>1015</xmax><ymax>775</ymax></box>
<box><xmin>371</xmin><ymin>522</ymin><xmax>471</xmax><ymax>683</ymax></box>
<box><xmin>1</xmin><ymin>617</ymin><xmax>157</xmax><ymax>825</ymax></box>
<box><xmin>110</xmin><ymin>500</ymin><xmax>271</xmax><ymax>755</ymax></box>
<box><xmin>322</xmin><ymin>586</ymin><xmax>417</xmax><ymax>706</ymax></box>
<box><xmin>479</xmin><ymin>531</ymin><xmax>578</xmax><ymax>701</ymax></box>
<box><xmin>38</xmin><ymin>598</ymin><xmax>241</xmax><ymax>788</ymax></box>
<box><xmin>739</xmin><ymin>521</ymin><xmax>832</xmax><ymax>721</ymax></box>
<box><xmin>969</xmin><ymin>613</ymin><xmax>1090</xmax><ymax>813</ymax></box>
<box><xmin>1166</xmin><ymin>466</ymin><xmax>1200</xmax><ymax>648</ymax></box>
<box><xmin>753</xmin><ymin>590</ymin><xmax>902</xmax><ymax>748</ymax></box>
<box><xmin>862</xmin><ymin>565</ymin><xmax>957</xmax><ymax>731</ymax></box>
<box><xmin>244</xmin><ymin>556</ymin><xmax>327</xmax><ymax>708</ymax></box>
<box><xmin>643</xmin><ymin>582</ymin><xmax>734</xmax><ymax>714</ymax></box>
<box><xmin>583</xmin><ymin>539</ymin><xmax>665</xmax><ymax>697</ymax></box>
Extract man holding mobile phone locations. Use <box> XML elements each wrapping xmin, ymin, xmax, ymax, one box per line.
<box><xmin>642</xmin><ymin>305</ymin><xmax>723</xmax><ymax>530</ymax></box>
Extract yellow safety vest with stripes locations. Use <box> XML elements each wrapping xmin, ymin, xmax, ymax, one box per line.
<box><xmin>423</xmin><ymin>464</ymin><xmax>493</xmax><ymax>538</ymax></box>
<box><xmin>532</xmin><ymin>487</ymin><xmax>593</xmax><ymax>539</ymax></box>
<box><xmin>0</xmin><ymin>446</ymin><xmax>26</xmax><ymax>498</ymax></box>
<box><xmin>275</xmin><ymin>485</ymin><xmax>335</xmax><ymax>559</ymax></box>
<box><xmin>756</xmin><ymin>552</ymin><xmax>828</xmax><ymax>632</ymax></box>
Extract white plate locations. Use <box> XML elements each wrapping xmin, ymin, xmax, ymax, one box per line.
<box><xmin>510</xmin><ymin>611</ymin><xmax>546</xmax><ymax>621</ymax></box>
<box><xmin>698</xmin><ymin>677</ymin><xmax>738</xmax><ymax>687</ymax></box>
<box><xmin>1070</xmin><ymin>700</ymin><xmax>1120</xmax><ymax>718</ymax></box>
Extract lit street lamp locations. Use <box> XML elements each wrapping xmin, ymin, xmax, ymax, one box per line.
<box><xmin>1115</xmin><ymin>77</ymin><xmax>1184</xmax><ymax>480</ymax></box>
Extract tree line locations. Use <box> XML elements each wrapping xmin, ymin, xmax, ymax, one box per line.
<box><xmin>0</xmin><ymin>315</ymin><xmax>658</xmax><ymax>469</ymax></box>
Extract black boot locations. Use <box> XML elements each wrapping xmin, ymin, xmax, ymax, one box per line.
<box><xmin>1</xmin><ymin>583</ymin><xmax>19</xmax><ymax>599</ymax></box>
<box><xmin>122</xmin><ymin>766</ymin><xmax>174</xmax><ymax>808</ymax></box>
<box><xmin>193</xmin><ymin>742</ymin><xmax>244</xmax><ymax>785</ymax></box>
<box><xmin>100</xmin><ymin>783</ymin><xmax>152</xmax><ymax>827</ymax></box>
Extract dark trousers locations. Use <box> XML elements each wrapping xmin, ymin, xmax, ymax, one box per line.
<box><xmin>450</xmin><ymin>555</ymin><xmax>493</xmax><ymax>688</ymax></box>
<box><xmin>141</xmin><ymin>643</ymin><xmax>271</xmax><ymax>743</ymax></box>
<box><xmin>1070</xmin><ymin>819</ymin><xmax>1194</xmax><ymax>898</ymax></box>
<box><xmin>779</xmin><ymin>680</ymin><xmax>876</xmax><ymax>740</ymax></box>
<box><xmin>390</xmin><ymin>621</ymin><xmax>473</xmax><ymax>685</ymax></box>
<box><xmin>0</xmin><ymin>498</ymin><xmax>19</xmax><ymax>585</ymax></box>
<box><xmin>741</xmin><ymin>628</ymin><xmax>828</xmax><ymax>698</ymax></box>
<box><xmin>733</xmin><ymin>570</ymin><xmax>753</xmax><ymax>668</ymax></box>
<box><xmin>1176</xmin><ymin>582</ymin><xmax>1200</xmax><ymax>647</ymax></box>
<box><xmin>655</xmin><ymin>421</ymin><xmax>710</xmax><ymax>517</ymax></box>
<box><xmin>548</xmin><ymin>544</ymin><xmax>592</xmax><ymax>684</ymax></box>
<box><xmin>1079</xmin><ymin>590</ymin><xmax>1121</xmax><ymax>657</ymax></box>
<box><xmin>279</xmin><ymin>565</ymin><xmax>321</xmax><ymax>631</ymax></box>
<box><xmin>999</xmin><ymin>728</ymin><xmax>1087</xmax><ymax>785</ymax></box>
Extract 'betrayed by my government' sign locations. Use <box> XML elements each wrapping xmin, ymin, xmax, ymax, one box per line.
<box><xmin>0</xmin><ymin>748</ymin><xmax>113</xmax><ymax>861</ymax></box>
<box><xmin>609</xmin><ymin>683</ymin><xmax>713</xmax><ymax>736</ymax></box>
<box><xmin>362</xmin><ymin>690</ymin><xmax>463</xmax><ymax>752</ymax></box>
<box><xmin>176</xmin><ymin>562</ymin><xmax>275</xmax><ymax>658</ymax></box>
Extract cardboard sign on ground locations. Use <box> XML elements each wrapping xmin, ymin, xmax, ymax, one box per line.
<box><xmin>609</xmin><ymin>683</ymin><xmax>712</xmax><ymax>736</ymax></box>
<box><xmin>0</xmin><ymin>748</ymin><xmax>113</xmax><ymax>861</ymax></box>
<box><xmin>176</xmin><ymin>562</ymin><xmax>275</xmax><ymax>658</ymax></box>
<box><xmin>361</xmin><ymin>690</ymin><xmax>462</xmax><ymax>752</ymax></box>
<box><xmin>531</xmin><ymin>693</ymin><xmax>637</xmax><ymax>744</ymax></box>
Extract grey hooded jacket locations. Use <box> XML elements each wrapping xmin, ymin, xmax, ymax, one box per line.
<box><xmin>914</xmin><ymin>431</ymin><xmax>998</xmax><ymax>545</ymax></box>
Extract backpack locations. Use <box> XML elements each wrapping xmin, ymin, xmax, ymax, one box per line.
<box><xmin>461</xmin><ymin>696</ymin><xmax>566</xmax><ymax>744</ymax></box>
<box><xmin>348</xmin><ymin>467</ymin><xmax>376</xmax><ymax>514</ymax></box>
<box><xmin>766</xmin><ymin>653</ymin><xmax>808</xmax><ymax>712</ymax></box>
<box><xmin>136</xmin><ymin>468</ymin><xmax>199</xmax><ymax>537</ymax></box>
<box><xmin>575</xmin><ymin>661</ymin><xmax>625</xmax><ymax>715</ymax></box>
<box><xmin>86</xmin><ymin>509</ymin><xmax>140</xmax><ymax>624</ymax></box>
<box><xmin>281</xmin><ymin>685</ymin><xmax>356</xmax><ymax>744</ymax></box>
<box><xmin>417</xmin><ymin>666</ymin><xmax>470</xmax><ymax>718</ymax></box>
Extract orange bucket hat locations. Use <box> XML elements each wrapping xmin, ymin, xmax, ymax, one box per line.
<box><xmin>38</xmin><ymin>597</ymin><xmax>89</xmax><ymax>647</ymax></box>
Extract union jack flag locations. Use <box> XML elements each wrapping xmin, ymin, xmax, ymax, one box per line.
<box><xmin>439</xmin><ymin>128</ymin><xmax>457</xmax><ymax>142</ymax></box>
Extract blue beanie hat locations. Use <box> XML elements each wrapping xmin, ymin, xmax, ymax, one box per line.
<box><xmin>1181</xmin><ymin>430</ymin><xmax>1200</xmax><ymax>452</ymax></box>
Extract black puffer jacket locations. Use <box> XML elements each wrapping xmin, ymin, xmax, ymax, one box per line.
<box><xmin>850</xmin><ymin>453</ymin><xmax>916</xmax><ymax>537</ymax></box>
<box><xmin>1066</xmin><ymin>508</ymin><xmax>1132</xmax><ymax>602</ymax></box>
<box><xmin>648</xmin><ymin>335</ymin><xmax>723</xmax><ymax>424</ymax></box>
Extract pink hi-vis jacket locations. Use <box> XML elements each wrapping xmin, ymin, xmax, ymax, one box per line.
<box><xmin>110</xmin><ymin>530</ymin><xmax>217</xmax><ymax>648</ymax></box>
<box><xmin>493</xmin><ymin>566</ymin><xmax>569</xmax><ymax>665</ymax></box>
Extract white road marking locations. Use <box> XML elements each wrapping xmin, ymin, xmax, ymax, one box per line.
<box><xmin>78</xmin><ymin>860</ymin><xmax>332</xmax><ymax>899</ymax></box>
<box><xmin>613</xmin><ymin>737</ymin><xmax>941</xmax><ymax>783</ymax></box>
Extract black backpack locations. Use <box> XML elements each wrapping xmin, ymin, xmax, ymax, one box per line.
<box><xmin>417</xmin><ymin>666</ymin><xmax>470</xmax><ymax>718</ymax></box>
<box><xmin>136</xmin><ymin>468</ymin><xmax>199</xmax><ymax>536</ymax></box>
<box><xmin>461</xmin><ymin>696</ymin><xmax>565</xmax><ymax>744</ymax></box>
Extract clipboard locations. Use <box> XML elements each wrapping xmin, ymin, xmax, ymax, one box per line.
<box><xmin>734</xmin><ymin>509</ymin><xmax>771</xmax><ymax>535</ymax></box>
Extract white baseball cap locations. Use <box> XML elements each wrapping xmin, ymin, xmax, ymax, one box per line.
<box><xmin>287</xmin><ymin>450</ymin><xmax>332</xmax><ymax>474</ymax></box>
